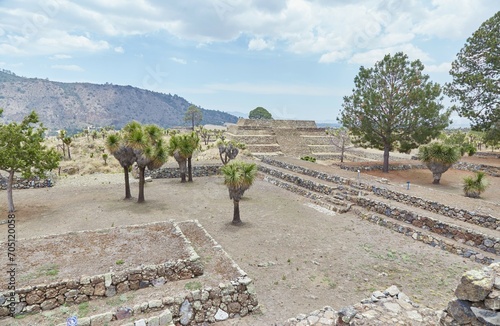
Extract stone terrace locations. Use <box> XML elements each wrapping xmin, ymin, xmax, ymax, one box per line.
<box><xmin>258</xmin><ymin>156</ymin><xmax>500</xmax><ymax>265</ymax></box>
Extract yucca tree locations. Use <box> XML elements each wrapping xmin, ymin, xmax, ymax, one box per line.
<box><xmin>221</xmin><ymin>161</ymin><xmax>257</xmax><ymax>225</ymax></box>
<box><xmin>186</xmin><ymin>132</ymin><xmax>200</xmax><ymax>182</ymax></box>
<box><xmin>63</xmin><ymin>136</ymin><xmax>72</xmax><ymax>160</ymax></box>
<box><xmin>418</xmin><ymin>142</ymin><xmax>461</xmax><ymax>184</ymax></box>
<box><xmin>58</xmin><ymin>129</ymin><xmax>67</xmax><ymax>158</ymax></box>
<box><xmin>168</xmin><ymin>134</ymin><xmax>189</xmax><ymax>183</ymax></box>
<box><xmin>463</xmin><ymin>171</ymin><xmax>489</xmax><ymax>198</ymax></box>
<box><xmin>106</xmin><ymin>133</ymin><xmax>137</xmax><ymax>199</ymax></box>
<box><xmin>125</xmin><ymin>122</ymin><xmax>167</xmax><ymax>203</ymax></box>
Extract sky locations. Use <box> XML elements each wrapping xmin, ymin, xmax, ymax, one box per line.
<box><xmin>0</xmin><ymin>1</ymin><xmax>498</xmax><ymax>125</ymax></box>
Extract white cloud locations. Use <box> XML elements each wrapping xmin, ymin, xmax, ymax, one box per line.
<box><xmin>51</xmin><ymin>64</ymin><xmax>84</xmax><ymax>72</ymax></box>
<box><xmin>114</xmin><ymin>46</ymin><xmax>124</xmax><ymax>53</ymax></box>
<box><xmin>349</xmin><ymin>43</ymin><xmax>432</xmax><ymax>66</ymax></box>
<box><xmin>426</xmin><ymin>62</ymin><xmax>451</xmax><ymax>73</ymax></box>
<box><xmin>50</xmin><ymin>54</ymin><xmax>72</xmax><ymax>59</ymax></box>
<box><xmin>319</xmin><ymin>51</ymin><xmax>350</xmax><ymax>63</ymax></box>
<box><xmin>248</xmin><ymin>38</ymin><xmax>274</xmax><ymax>51</ymax></box>
<box><xmin>170</xmin><ymin>57</ymin><xmax>187</xmax><ymax>64</ymax></box>
<box><xmin>0</xmin><ymin>0</ymin><xmax>496</xmax><ymax>64</ymax></box>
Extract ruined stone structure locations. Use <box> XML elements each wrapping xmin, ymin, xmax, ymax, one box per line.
<box><xmin>226</xmin><ymin>119</ymin><xmax>339</xmax><ymax>158</ymax></box>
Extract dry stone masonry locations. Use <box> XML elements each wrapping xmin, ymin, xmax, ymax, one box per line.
<box><xmin>259</xmin><ymin>156</ymin><xmax>499</xmax><ymax>264</ymax></box>
<box><xmin>282</xmin><ymin>285</ymin><xmax>443</xmax><ymax>325</ymax></box>
<box><xmin>442</xmin><ymin>262</ymin><xmax>500</xmax><ymax>325</ymax></box>
<box><xmin>146</xmin><ymin>164</ymin><xmax>221</xmax><ymax>179</ymax></box>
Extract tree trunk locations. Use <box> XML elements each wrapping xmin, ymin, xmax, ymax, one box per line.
<box><xmin>174</xmin><ymin>151</ymin><xmax>187</xmax><ymax>183</ymax></box>
<box><xmin>62</xmin><ymin>142</ymin><xmax>66</xmax><ymax>159</ymax></box>
<box><xmin>188</xmin><ymin>157</ymin><xmax>193</xmax><ymax>182</ymax></box>
<box><xmin>382</xmin><ymin>143</ymin><xmax>390</xmax><ymax>173</ymax></box>
<box><xmin>123</xmin><ymin>166</ymin><xmax>132</xmax><ymax>199</ymax></box>
<box><xmin>67</xmin><ymin>146</ymin><xmax>71</xmax><ymax>160</ymax></box>
<box><xmin>232</xmin><ymin>199</ymin><xmax>241</xmax><ymax>225</ymax></box>
<box><xmin>191</xmin><ymin>115</ymin><xmax>195</xmax><ymax>130</ymax></box>
<box><xmin>138</xmin><ymin>166</ymin><xmax>145</xmax><ymax>203</ymax></box>
<box><xmin>340</xmin><ymin>141</ymin><xmax>345</xmax><ymax>163</ymax></box>
<box><xmin>7</xmin><ymin>170</ymin><xmax>15</xmax><ymax>213</ymax></box>
<box><xmin>432</xmin><ymin>172</ymin><xmax>441</xmax><ymax>184</ymax></box>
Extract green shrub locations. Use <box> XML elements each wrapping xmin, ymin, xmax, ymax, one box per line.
<box><xmin>300</xmin><ymin>156</ymin><xmax>316</xmax><ymax>163</ymax></box>
<box><xmin>463</xmin><ymin>171</ymin><xmax>489</xmax><ymax>198</ymax></box>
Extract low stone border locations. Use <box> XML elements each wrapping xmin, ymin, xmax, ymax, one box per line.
<box><xmin>0</xmin><ymin>177</ymin><xmax>54</xmax><ymax>190</ymax></box>
<box><xmin>54</xmin><ymin>277</ymin><xmax>257</xmax><ymax>326</ymax></box>
<box><xmin>339</xmin><ymin>162</ymin><xmax>426</xmax><ymax>172</ymax></box>
<box><xmin>259</xmin><ymin>160</ymin><xmax>497</xmax><ymax>264</ymax></box>
<box><xmin>351</xmin><ymin>196</ymin><xmax>500</xmax><ymax>256</ymax></box>
<box><xmin>453</xmin><ymin>161</ymin><xmax>500</xmax><ymax>177</ymax></box>
<box><xmin>0</xmin><ymin>222</ymin><xmax>203</xmax><ymax>318</ymax></box>
<box><xmin>475</xmin><ymin>152</ymin><xmax>500</xmax><ymax>159</ymax></box>
<box><xmin>146</xmin><ymin>164</ymin><xmax>221</xmax><ymax>179</ymax></box>
<box><xmin>260</xmin><ymin>157</ymin><xmax>500</xmax><ymax>231</ymax></box>
<box><xmin>51</xmin><ymin>220</ymin><xmax>258</xmax><ymax>326</ymax></box>
<box><xmin>369</xmin><ymin>185</ymin><xmax>500</xmax><ymax>230</ymax></box>
<box><xmin>353</xmin><ymin>209</ymin><xmax>495</xmax><ymax>265</ymax></box>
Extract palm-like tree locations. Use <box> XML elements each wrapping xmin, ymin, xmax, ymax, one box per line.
<box><xmin>463</xmin><ymin>171</ymin><xmax>489</xmax><ymax>198</ymax></box>
<box><xmin>186</xmin><ymin>132</ymin><xmax>200</xmax><ymax>182</ymax></box>
<box><xmin>221</xmin><ymin>161</ymin><xmax>257</xmax><ymax>225</ymax></box>
<box><xmin>106</xmin><ymin>133</ymin><xmax>137</xmax><ymax>199</ymax></box>
<box><xmin>125</xmin><ymin>122</ymin><xmax>167</xmax><ymax>203</ymax></box>
<box><xmin>63</xmin><ymin>136</ymin><xmax>72</xmax><ymax>160</ymax></box>
<box><xmin>58</xmin><ymin>129</ymin><xmax>67</xmax><ymax>158</ymax></box>
<box><xmin>168</xmin><ymin>134</ymin><xmax>189</xmax><ymax>183</ymax></box>
<box><xmin>418</xmin><ymin>142</ymin><xmax>460</xmax><ymax>184</ymax></box>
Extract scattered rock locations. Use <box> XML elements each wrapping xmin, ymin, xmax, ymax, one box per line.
<box><xmin>179</xmin><ymin>299</ymin><xmax>193</xmax><ymax>325</ymax></box>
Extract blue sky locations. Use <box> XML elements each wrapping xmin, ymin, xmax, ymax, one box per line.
<box><xmin>0</xmin><ymin>1</ymin><xmax>498</xmax><ymax>125</ymax></box>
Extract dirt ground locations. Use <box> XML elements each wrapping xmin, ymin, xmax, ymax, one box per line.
<box><xmin>0</xmin><ymin>158</ymin><xmax>493</xmax><ymax>325</ymax></box>
<box><xmin>360</xmin><ymin>166</ymin><xmax>500</xmax><ymax>205</ymax></box>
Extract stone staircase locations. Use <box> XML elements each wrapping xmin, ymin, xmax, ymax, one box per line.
<box><xmin>257</xmin><ymin>156</ymin><xmax>500</xmax><ymax>265</ymax></box>
<box><xmin>225</xmin><ymin>125</ymin><xmax>283</xmax><ymax>156</ymax></box>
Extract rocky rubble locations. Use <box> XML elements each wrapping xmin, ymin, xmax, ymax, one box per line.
<box><xmin>442</xmin><ymin>262</ymin><xmax>500</xmax><ymax>325</ymax></box>
<box><xmin>283</xmin><ymin>285</ymin><xmax>442</xmax><ymax>325</ymax></box>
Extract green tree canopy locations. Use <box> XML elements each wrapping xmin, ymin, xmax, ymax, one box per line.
<box><xmin>0</xmin><ymin>110</ymin><xmax>60</xmax><ymax>212</ymax></box>
<box><xmin>339</xmin><ymin>52</ymin><xmax>450</xmax><ymax>172</ymax></box>
<box><xmin>446</xmin><ymin>11</ymin><xmax>500</xmax><ymax>131</ymax></box>
<box><xmin>249</xmin><ymin>107</ymin><xmax>273</xmax><ymax>120</ymax></box>
<box><xmin>184</xmin><ymin>105</ymin><xmax>203</xmax><ymax>130</ymax></box>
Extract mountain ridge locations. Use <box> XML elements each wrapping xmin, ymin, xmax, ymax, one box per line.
<box><xmin>0</xmin><ymin>69</ymin><xmax>237</xmax><ymax>134</ymax></box>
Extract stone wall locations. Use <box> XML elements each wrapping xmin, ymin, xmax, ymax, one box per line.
<box><xmin>441</xmin><ymin>262</ymin><xmax>500</xmax><ymax>325</ymax></box>
<box><xmin>453</xmin><ymin>161</ymin><xmax>500</xmax><ymax>177</ymax></box>
<box><xmin>0</xmin><ymin>176</ymin><xmax>54</xmax><ymax>190</ymax></box>
<box><xmin>0</xmin><ymin>223</ymin><xmax>203</xmax><ymax>318</ymax></box>
<box><xmin>49</xmin><ymin>276</ymin><xmax>258</xmax><ymax>326</ymax></box>
<box><xmin>339</xmin><ymin>162</ymin><xmax>426</xmax><ymax>171</ymax></box>
<box><xmin>352</xmin><ymin>196</ymin><xmax>499</xmax><ymax>256</ymax></box>
<box><xmin>146</xmin><ymin>164</ymin><xmax>222</xmax><ymax>179</ymax></box>
<box><xmin>474</xmin><ymin>151</ymin><xmax>500</xmax><ymax>159</ymax></box>
<box><xmin>261</xmin><ymin>157</ymin><xmax>500</xmax><ymax>231</ymax></box>
<box><xmin>1</xmin><ymin>220</ymin><xmax>259</xmax><ymax>325</ymax></box>
<box><xmin>236</xmin><ymin>118</ymin><xmax>317</xmax><ymax>129</ymax></box>
<box><xmin>259</xmin><ymin>157</ymin><xmax>499</xmax><ymax>264</ymax></box>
